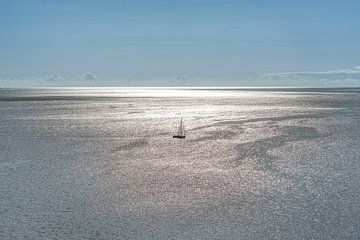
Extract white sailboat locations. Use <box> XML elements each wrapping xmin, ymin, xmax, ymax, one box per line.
<box><xmin>173</xmin><ymin>117</ymin><xmax>186</xmax><ymax>139</ymax></box>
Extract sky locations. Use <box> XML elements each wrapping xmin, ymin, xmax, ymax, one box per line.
<box><xmin>0</xmin><ymin>0</ymin><xmax>360</xmax><ymax>87</ymax></box>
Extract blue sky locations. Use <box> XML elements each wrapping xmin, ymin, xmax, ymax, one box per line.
<box><xmin>1</xmin><ymin>0</ymin><xmax>360</xmax><ymax>87</ymax></box>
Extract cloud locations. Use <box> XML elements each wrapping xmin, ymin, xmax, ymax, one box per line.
<box><xmin>41</xmin><ymin>73</ymin><xmax>97</xmax><ymax>83</ymax></box>
<box><xmin>45</xmin><ymin>74</ymin><xmax>64</xmax><ymax>82</ymax></box>
<box><xmin>40</xmin><ymin>73</ymin><xmax>97</xmax><ymax>84</ymax></box>
<box><xmin>0</xmin><ymin>72</ymin><xmax>100</xmax><ymax>87</ymax></box>
<box><xmin>169</xmin><ymin>74</ymin><xmax>202</xmax><ymax>84</ymax></box>
<box><xmin>81</xmin><ymin>73</ymin><xmax>97</xmax><ymax>81</ymax></box>
<box><xmin>262</xmin><ymin>66</ymin><xmax>360</xmax><ymax>86</ymax></box>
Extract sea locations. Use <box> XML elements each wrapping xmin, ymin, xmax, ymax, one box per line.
<box><xmin>0</xmin><ymin>87</ymin><xmax>359</xmax><ymax>239</ymax></box>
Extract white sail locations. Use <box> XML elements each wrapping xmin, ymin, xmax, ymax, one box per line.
<box><xmin>178</xmin><ymin>117</ymin><xmax>185</xmax><ymax>136</ymax></box>
<box><xmin>173</xmin><ymin>117</ymin><xmax>186</xmax><ymax>138</ymax></box>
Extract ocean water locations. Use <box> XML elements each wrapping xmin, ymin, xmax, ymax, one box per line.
<box><xmin>0</xmin><ymin>88</ymin><xmax>359</xmax><ymax>239</ymax></box>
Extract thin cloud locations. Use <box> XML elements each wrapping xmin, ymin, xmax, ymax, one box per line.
<box><xmin>41</xmin><ymin>73</ymin><xmax>98</xmax><ymax>83</ymax></box>
<box><xmin>0</xmin><ymin>73</ymin><xmax>101</xmax><ymax>87</ymax></box>
<box><xmin>81</xmin><ymin>73</ymin><xmax>97</xmax><ymax>81</ymax></box>
<box><xmin>45</xmin><ymin>74</ymin><xmax>65</xmax><ymax>82</ymax></box>
<box><xmin>262</xmin><ymin>66</ymin><xmax>360</xmax><ymax>83</ymax></box>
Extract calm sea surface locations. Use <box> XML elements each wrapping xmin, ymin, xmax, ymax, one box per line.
<box><xmin>1</xmin><ymin>88</ymin><xmax>359</xmax><ymax>239</ymax></box>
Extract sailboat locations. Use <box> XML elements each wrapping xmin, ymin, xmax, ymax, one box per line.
<box><xmin>173</xmin><ymin>117</ymin><xmax>186</xmax><ymax>139</ymax></box>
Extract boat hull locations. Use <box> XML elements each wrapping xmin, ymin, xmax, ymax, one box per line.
<box><xmin>173</xmin><ymin>135</ymin><xmax>185</xmax><ymax>139</ymax></box>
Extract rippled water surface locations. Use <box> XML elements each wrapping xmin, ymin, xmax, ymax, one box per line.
<box><xmin>1</xmin><ymin>88</ymin><xmax>359</xmax><ymax>239</ymax></box>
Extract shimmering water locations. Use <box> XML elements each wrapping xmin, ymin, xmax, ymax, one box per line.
<box><xmin>1</xmin><ymin>88</ymin><xmax>359</xmax><ymax>239</ymax></box>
